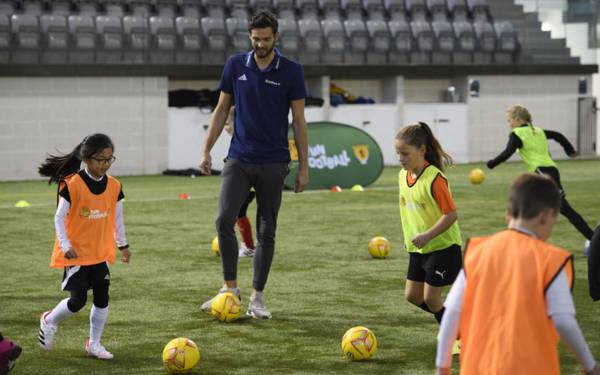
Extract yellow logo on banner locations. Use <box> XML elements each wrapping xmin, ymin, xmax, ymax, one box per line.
<box><xmin>288</xmin><ymin>139</ymin><xmax>298</xmax><ymax>161</ymax></box>
<box><xmin>352</xmin><ymin>144</ymin><xmax>369</xmax><ymax>165</ymax></box>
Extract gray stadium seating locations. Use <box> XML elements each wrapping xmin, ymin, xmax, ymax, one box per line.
<box><xmin>473</xmin><ymin>19</ymin><xmax>494</xmax><ymax>63</ymax></box>
<box><xmin>366</xmin><ymin>19</ymin><xmax>390</xmax><ymax>64</ymax></box>
<box><xmin>384</xmin><ymin>0</ymin><xmax>406</xmax><ymax>20</ymax></box>
<box><xmin>274</xmin><ymin>0</ymin><xmax>296</xmax><ymax>20</ymax></box>
<box><xmin>410</xmin><ymin>20</ymin><xmax>433</xmax><ymax>64</ymax></box>
<box><xmin>320</xmin><ymin>0</ymin><xmax>342</xmax><ymax>20</ymax></box>
<box><xmin>406</xmin><ymin>0</ymin><xmax>427</xmax><ymax>20</ymax></box>
<box><xmin>297</xmin><ymin>0</ymin><xmax>319</xmax><ymax>20</ymax></box>
<box><xmin>11</xmin><ymin>13</ymin><xmax>40</xmax><ymax>64</ymax></box>
<box><xmin>468</xmin><ymin>0</ymin><xmax>488</xmax><ymax>21</ymax></box>
<box><xmin>149</xmin><ymin>16</ymin><xmax>176</xmax><ymax>64</ymax></box>
<box><xmin>250</xmin><ymin>0</ymin><xmax>273</xmax><ymax>12</ymax></box>
<box><xmin>68</xmin><ymin>15</ymin><xmax>96</xmax><ymax>63</ymax></box>
<box><xmin>343</xmin><ymin>19</ymin><xmax>367</xmax><ymax>64</ymax></box>
<box><xmin>341</xmin><ymin>0</ymin><xmax>363</xmax><ymax>20</ymax></box>
<box><xmin>447</xmin><ymin>0</ymin><xmax>468</xmax><ymax>21</ymax></box>
<box><xmin>452</xmin><ymin>20</ymin><xmax>474</xmax><ymax>63</ymax></box>
<box><xmin>227</xmin><ymin>0</ymin><xmax>250</xmax><ymax>19</ymax></box>
<box><xmin>0</xmin><ymin>1</ymin><xmax>17</xmax><ymax>16</ymax></box>
<box><xmin>175</xmin><ymin>16</ymin><xmax>202</xmax><ymax>64</ymax></box>
<box><xmin>200</xmin><ymin>16</ymin><xmax>226</xmax><ymax>63</ymax></box>
<box><xmin>179</xmin><ymin>0</ymin><xmax>202</xmax><ymax>18</ymax></box>
<box><xmin>155</xmin><ymin>0</ymin><xmax>179</xmax><ymax>17</ymax></box>
<box><xmin>96</xmin><ymin>15</ymin><xmax>123</xmax><ymax>64</ymax></box>
<box><xmin>278</xmin><ymin>18</ymin><xmax>300</xmax><ymax>60</ymax></box>
<box><xmin>363</xmin><ymin>0</ymin><xmax>385</xmax><ymax>20</ymax></box>
<box><xmin>49</xmin><ymin>1</ymin><xmax>73</xmax><ymax>15</ymax></box>
<box><xmin>321</xmin><ymin>18</ymin><xmax>344</xmax><ymax>63</ymax></box>
<box><xmin>22</xmin><ymin>0</ymin><xmax>43</xmax><ymax>15</ymax></box>
<box><xmin>76</xmin><ymin>0</ymin><xmax>100</xmax><ymax>16</ymax></box>
<box><xmin>431</xmin><ymin>19</ymin><xmax>453</xmax><ymax>64</ymax></box>
<box><xmin>388</xmin><ymin>18</ymin><xmax>410</xmax><ymax>63</ymax></box>
<box><xmin>298</xmin><ymin>17</ymin><xmax>321</xmax><ymax>64</ymax></box>
<box><xmin>40</xmin><ymin>14</ymin><xmax>69</xmax><ymax>64</ymax></box>
<box><xmin>226</xmin><ymin>17</ymin><xmax>250</xmax><ymax>53</ymax></box>
<box><xmin>494</xmin><ymin>20</ymin><xmax>516</xmax><ymax>63</ymax></box>
<box><xmin>427</xmin><ymin>0</ymin><xmax>448</xmax><ymax>21</ymax></box>
<box><xmin>0</xmin><ymin>14</ymin><xmax>10</xmax><ymax>63</ymax></box>
<box><xmin>123</xmin><ymin>15</ymin><xmax>148</xmax><ymax>63</ymax></box>
<box><xmin>101</xmin><ymin>0</ymin><xmax>127</xmax><ymax>16</ymax></box>
<box><xmin>130</xmin><ymin>0</ymin><xmax>153</xmax><ymax>16</ymax></box>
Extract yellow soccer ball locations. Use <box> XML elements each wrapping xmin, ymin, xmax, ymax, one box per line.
<box><xmin>469</xmin><ymin>168</ymin><xmax>485</xmax><ymax>185</ymax></box>
<box><xmin>211</xmin><ymin>236</ymin><xmax>219</xmax><ymax>256</ymax></box>
<box><xmin>162</xmin><ymin>337</ymin><xmax>200</xmax><ymax>374</ymax></box>
<box><xmin>211</xmin><ymin>292</ymin><xmax>241</xmax><ymax>323</ymax></box>
<box><xmin>368</xmin><ymin>236</ymin><xmax>391</xmax><ymax>259</ymax></box>
<box><xmin>341</xmin><ymin>326</ymin><xmax>378</xmax><ymax>361</ymax></box>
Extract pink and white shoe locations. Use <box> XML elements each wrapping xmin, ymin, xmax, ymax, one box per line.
<box><xmin>0</xmin><ymin>336</ymin><xmax>22</xmax><ymax>375</ymax></box>
<box><xmin>38</xmin><ymin>311</ymin><xmax>56</xmax><ymax>351</ymax></box>
<box><xmin>85</xmin><ymin>339</ymin><xmax>113</xmax><ymax>360</ymax></box>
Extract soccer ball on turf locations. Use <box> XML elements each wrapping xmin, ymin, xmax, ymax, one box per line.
<box><xmin>368</xmin><ymin>236</ymin><xmax>391</xmax><ymax>258</ymax></box>
<box><xmin>341</xmin><ymin>326</ymin><xmax>377</xmax><ymax>361</ymax></box>
<box><xmin>211</xmin><ymin>236</ymin><xmax>219</xmax><ymax>256</ymax></box>
<box><xmin>211</xmin><ymin>292</ymin><xmax>241</xmax><ymax>322</ymax></box>
<box><xmin>162</xmin><ymin>337</ymin><xmax>200</xmax><ymax>374</ymax></box>
<box><xmin>469</xmin><ymin>168</ymin><xmax>485</xmax><ymax>185</ymax></box>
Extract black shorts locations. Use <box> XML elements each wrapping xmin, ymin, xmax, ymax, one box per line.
<box><xmin>407</xmin><ymin>244</ymin><xmax>462</xmax><ymax>287</ymax></box>
<box><xmin>61</xmin><ymin>262</ymin><xmax>110</xmax><ymax>292</ymax></box>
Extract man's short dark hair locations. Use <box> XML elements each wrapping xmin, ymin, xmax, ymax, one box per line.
<box><xmin>507</xmin><ymin>173</ymin><xmax>561</xmax><ymax>220</ymax></box>
<box><xmin>249</xmin><ymin>10</ymin><xmax>278</xmax><ymax>34</ymax></box>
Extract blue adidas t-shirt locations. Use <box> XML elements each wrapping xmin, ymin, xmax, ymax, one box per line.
<box><xmin>218</xmin><ymin>49</ymin><xmax>307</xmax><ymax>164</ymax></box>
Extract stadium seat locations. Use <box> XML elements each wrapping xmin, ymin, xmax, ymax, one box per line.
<box><xmin>452</xmin><ymin>20</ymin><xmax>474</xmax><ymax>63</ymax></box>
<box><xmin>123</xmin><ymin>15</ymin><xmax>149</xmax><ymax>63</ymax></box>
<box><xmin>49</xmin><ymin>1</ymin><xmax>73</xmax><ymax>15</ymax></box>
<box><xmin>68</xmin><ymin>15</ymin><xmax>96</xmax><ymax>64</ymax></box>
<box><xmin>406</xmin><ymin>0</ymin><xmax>427</xmax><ymax>20</ymax></box>
<box><xmin>278</xmin><ymin>18</ymin><xmax>300</xmax><ymax>60</ymax></box>
<box><xmin>274</xmin><ymin>0</ymin><xmax>296</xmax><ymax>20</ymax></box>
<box><xmin>321</xmin><ymin>18</ymin><xmax>344</xmax><ymax>63</ymax></box>
<box><xmin>226</xmin><ymin>17</ymin><xmax>250</xmax><ymax>53</ymax></box>
<box><xmin>410</xmin><ymin>19</ymin><xmax>433</xmax><ymax>63</ymax></box>
<box><xmin>384</xmin><ymin>0</ymin><xmax>406</xmax><ymax>20</ymax></box>
<box><xmin>494</xmin><ymin>20</ymin><xmax>516</xmax><ymax>63</ymax></box>
<box><xmin>175</xmin><ymin>16</ymin><xmax>201</xmax><ymax>63</ymax></box>
<box><xmin>0</xmin><ymin>14</ymin><xmax>10</xmax><ymax>63</ymax></box>
<box><xmin>431</xmin><ymin>19</ymin><xmax>453</xmax><ymax>64</ymax></box>
<box><xmin>366</xmin><ymin>19</ymin><xmax>390</xmax><ymax>64</ymax></box>
<box><xmin>447</xmin><ymin>0</ymin><xmax>468</xmax><ymax>21</ymax></box>
<box><xmin>388</xmin><ymin>18</ymin><xmax>411</xmax><ymax>63</ymax></box>
<box><xmin>154</xmin><ymin>0</ymin><xmax>179</xmax><ymax>17</ymax></box>
<box><xmin>11</xmin><ymin>14</ymin><xmax>40</xmax><ymax>63</ymax></box>
<box><xmin>179</xmin><ymin>0</ymin><xmax>202</xmax><ymax>18</ymax></box>
<box><xmin>149</xmin><ymin>16</ymin><xmax>176</xmax><ymax>63</ymax></box>
<box><xmin>341</xmin><ymin>0</ymin><xmax>363</xmax><ymax>20</ymax></box>
<box><xmin>201</xmin><ymin>16</ymin><xmax>226</xmax><ymax>63</ymax></box>
<box><xmin>320</xmin><ymin>0</ymin><xmax>342</xmax><ymax>20</ymax></box>
<box><xmin>427</xmin><ymin>0</ymin><xmax>448</xmax><ymax>21</ymax></box>
<box><xmin>468</xmin><ymin>0</ymin><xmax>488</xmax><ymax>21</ymax></box>
<box><xmin>0</xmin><ymin>1</ymin><xmax>17</xmax><ymax>16</ymax></box>
<box><xmin>96</xmin><ymin>15</ymin><xmax>123</xmax><ymax>64</ymax></box>
<box><xmin>40</xmin><ymin>14</ymin><xmax>69</xmax><ymax>64</ymax></box>
<box><xmin>101</xmin><ymin>0</ymin><xmax>127</xmax><ymax>16</ymax></box>
<box><xmin>473</xmin><ymin>19</ymin><xmax>494</xmax><ymax>63</ymax></box>
<box><xmin>250</xmin><ymin>0</ymin><xmax>273</xmax><ymax>12</ymax></box>
<box><xmin>343</xmin><ymin>19</ymin><xmax>367</xmax><ymax>64</ymax></box>
<box><xmin>76</xmin><ymin>0</ymin><xmax>100</xmax><ymax>16</ymax></box>
<box><xmin>297</xmin><ymin>17</ymin><xmax>321</xmax><ymax>64</ymax></box>
<box><xmin>363</xmin><ymin>0</ymin><xmax>385</xmax><ymax>20</ymax></box>
<box><xmin>227</xmin><ymin>0</ymin><xmax>250</xmax><ymax>19</ymax></box>
<box><xmin>296</xmin><ymin>0</ymin><xmax>319</xmax><ymax>20</ymax></box>
<box><xmin>22</xmin><ymin>0</ymin><xmax>44</xmax><ymax>15</ymax></box>
<box><xmin>130</xmin><ymin>0</ymin><xmax>153</xmax><ymax>16</ymax></box>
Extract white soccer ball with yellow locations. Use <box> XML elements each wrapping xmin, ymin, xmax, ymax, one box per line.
<box><xmin>368</xmin><ymin>236</ymin><xmax>391</xmax><ymax>258</ymax></box>
<box><xmin>341</xmin><ymin>326</ymin><xmax>378</xmax><ymax>361</ymax></box>
<box><xmin>162</xmin><ymin>337</ymin><xmax>200</xmax><ymax>374</ymax></box>
<box><xmin>211</xmin><ymin>292</ymin><xmax>241</xmax><ymax>323</ymax></box>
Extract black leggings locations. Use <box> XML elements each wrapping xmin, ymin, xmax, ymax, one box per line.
<box><xmin>589</xmin><ymin>224</ymin><xmax>600</xmax><ymax>301</ymax></box>
<box><xmin>536</xmin><ymin>166</ymin><xmax>594</xmax><ymax>240</ymax></box>
<box><xmin>67</xmin><ymin>284</ymin><xmax>109</xmax><ymax>312</ymax></box>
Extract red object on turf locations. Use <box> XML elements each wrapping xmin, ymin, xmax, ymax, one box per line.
<box><xmin>178</xmin><ymin>193</ymin><xmax>190</xmax><ymax>200</ymax></box>
<box><xmin>330</xmin><ymin>186</ymin><xmax>342</xmax><ymax>192</ymax></box>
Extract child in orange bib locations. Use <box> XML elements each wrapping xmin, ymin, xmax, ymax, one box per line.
<box><xmin>37</xmin><ymin>133</ymin><xmax>131</xmax><ymax>360</ymax></box>
<box><xmin>436</xmin><ymin>174</ymin><xmax>599</xmax><ymax>375</ymax></box>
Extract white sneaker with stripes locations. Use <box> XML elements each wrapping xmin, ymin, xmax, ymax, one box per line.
<box><xmin>38</xmin><ymin>311</ymin><xmax>57</xmax><ymax>351</ymax></box>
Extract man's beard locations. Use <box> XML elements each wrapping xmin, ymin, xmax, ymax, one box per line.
<box><xmin>254</xmin><ymin>44</ymin><xmax>274</xmax><ymax>58</ymax></box>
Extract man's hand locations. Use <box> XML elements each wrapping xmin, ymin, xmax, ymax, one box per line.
<box><xmin>200</xmin><ymin>154</ymin><xmax>212</xmax><ymax>176</ymax></box>
<box><xmin>295</xmin><ymin>169</ymin><xmax>308</xmax><ymax>193</ymax></box>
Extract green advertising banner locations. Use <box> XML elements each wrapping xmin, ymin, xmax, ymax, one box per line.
<box><xmin>285</xmin><ymin>122</ymin><xmax>384</xmax><ymax>190</ymax></box>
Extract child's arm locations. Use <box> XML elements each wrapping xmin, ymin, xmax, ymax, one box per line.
<box><xmin>486</xmin><ymin>133</ymin><xmax>522</xmax><ymax>169</ymax></box>
<box><xmin>412</xmin><ymin>211</ymin><xmax>457</xmax><ymax>248</ymax></box>
<box><xmin>436</xmin><ymin>270</ymin><xmax>466</xmax><ymax>374</ymax></box>
<box><xmin>54</xmin><ymin>196</ymin><xmax>77</xmax><ymax>259</ymax></box>
<box><xmin>114</xmin><ymin>200</ymin><xmax>131</xmax><ymax>263</ymax></box>
<box><xmin>548</xmin><ymin>269</ymin><xmax>597</xmax><ymax>374</ymax></box>
<box><xmin>544</xmin><ymin>130</ymin><xmax>577</xmax><ymax>157</ymax></box>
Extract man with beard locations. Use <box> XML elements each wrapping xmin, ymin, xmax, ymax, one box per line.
<box><xmin>199</xmin><ymin>10</ymin><xmax>308</xmax><ymax>320</ymax></box>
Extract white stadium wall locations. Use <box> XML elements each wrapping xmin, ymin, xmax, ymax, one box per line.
<box><xmin>0</xmin><ymin>77</ymin><xmax>168</xmax><ymax>181</ymax></box>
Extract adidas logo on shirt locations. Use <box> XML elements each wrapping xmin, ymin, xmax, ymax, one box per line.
<box><xmin>238</xmin><ymin>74</ymin><xmax>247</xmax><ymax>81</ymax></box>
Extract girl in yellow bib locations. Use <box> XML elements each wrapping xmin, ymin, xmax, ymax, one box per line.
<box><xmin>487</xmin><ymin>104</ymin><xmax>594</xmax><ymax>251</ymax></box>
<box><xmin>395</xmin><ymin>122</ymin><xmax>462</xmax><ymax>330</ymax></box>
<box><xmin>37</xmin><ymin>134</ymin><xmax>131</xmax><ymax>360</ymax></box>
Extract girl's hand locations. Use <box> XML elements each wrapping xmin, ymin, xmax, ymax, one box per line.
<box><xmin>64</xmin><ymin>248</ymin><xmax>78</xmax><ymax>260</ymax></box>
<box><xmin>412</xmin><ymin>233</ymin><xmax>431</xmax><ymax>248</ymax></box>
<box><xmin>121</xmin><ymin>248</ymin><xmax>132</xmax><ymax>263</ymax></box>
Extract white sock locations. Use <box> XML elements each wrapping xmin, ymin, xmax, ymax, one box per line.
<box><xmin>46</xmin><ymin>298</ymin><xmax>74</xmax><ymax>326</ymax></box>
<box><xmin>89</xmin><ymin>305</ymin><xmax>109</xmax><ymax>345</ymax></box>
